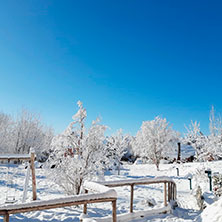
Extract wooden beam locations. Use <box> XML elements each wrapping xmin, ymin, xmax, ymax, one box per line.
<box><xmin>83</xmin><ymin>190</ymin><xmax>88</xmax><ymax>214</ymax></box>
<box><xmin>130</xmin><ymin>184</ymin><xmax>134</xmax><ymax>213</ymax></box>
<box><xmin>101</xmin><ymin>180</ymin><xmax>175</xmax><ymax>187</ymax></box>
<box><xmin>112</xmin><ymin>200</ymin><xmax>117</xmax><ymax>222</ymax></box>
<box><xmin>2</xmin><ymin>198</ymin><xmax>116</xmax><ymax>215</ymax></box>
<box><xmin>4</xmin><ymin>213</ymin><xmax>9</xmax><ymax>222</ymax></box>
<box><xmin>168</xmin><ymin>182</ymin><xmax>170</xmax><ymax>202</ymax></box>
<box><xmin>30</xmin><ymin>151</ymin><xmax>37</xmax><ymax>201</ymax></box>
<box><xmin>164</xmin><ymin>182</ymin><xmax>167</xmax><ymax>206</ymax></box>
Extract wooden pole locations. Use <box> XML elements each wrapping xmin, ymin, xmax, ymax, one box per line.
<box><xmin>83</xmin><ymin>190</ymin><xmax>88</xmax><ymax>214</ymax></box>
<box><xmin>130</xmin><ymin>184</ymin><xmax>134</xmax><ymax>213</ymax></box>
<box><xmin>30</xmin><ymin>149</ymin><xmax>37</xmax><ymax>201</ymax></box>
<box><xmin>167</xmin><ymin>182</ymin><xmax>170</xmax><ymax>202</ymax></box>
<box><xmin>177</xmin><ymin>142</ymin><xmax>181</xmax><ymax>162</ymax></box>
<box><xmin>112</xmin><ymin>200</ymin><xmax>117</xmax><ymax>222</ymax></box>
<box><xmin>164</xmin><ymin>182</ymin><xmax>167</xmax><ymax>206</ymax></box>
<box><xmin>174</xmin><ymin>184</ymin><xmax>177</xmax><ymax>200</ymax></box>
<box><xmin>4</xmin><ymin>213</ymin><xmax>9</xmax><ymax>222</ymax></box>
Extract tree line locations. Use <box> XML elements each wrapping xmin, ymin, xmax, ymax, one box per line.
<box><xmin>1</xmin><ymin>102</ymin><xmax>222</xmax><ymax>195</ymax></box>
<box><xmin>0</xmin><ymin>108</ymin><xmax>54</xmax><ymax>161</ymax></box>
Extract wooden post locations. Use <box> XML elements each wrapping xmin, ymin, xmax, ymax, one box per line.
<box><xmin>174</xmin><ymin>184</ymin><xmax>177</xmax><ymax>200</ymax></box>
<box><xmin>30</xmin><ymin>149</ymin><xmax>37</xmax><ymax>201</ymax></box>
<box><xmin>164</xmin><ymin>182</ymin><xmax>167</xmax><ymax>206</ymax></box>
<box><xmin>4</xmin><ymin>213</ymin><xmax>9</xmax><ymax>222</ymax></box>
<box><xmin>168</xmin><ymin>182</ymin><xmax>170</xmax><ymax>202</ymax></box>
<box><xmin>177</xmin><ymin>142</ymin><xmax>181</xmax><ymax>162</ymax></box>
<box><xmin>130</xmin><ymin>184</ymin><xmax>134</xmax><ymax>213</ymax></box>
<box><xmin>112</xmin><ymin>200</ymin><xmax>117</xmax><ymax>222</ymax></box>
<box><xmin>83</xmin><ymin>190</ymin><xmax>88</xmax><ymax>214</ymax></box>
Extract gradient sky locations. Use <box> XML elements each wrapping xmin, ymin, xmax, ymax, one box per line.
<box><xmin>0</xmin><ymin>0</ymin><xmax>222</xmax><ymax>135</ymax></box>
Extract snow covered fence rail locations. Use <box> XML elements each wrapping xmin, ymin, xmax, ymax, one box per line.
<box><xmin>0</xmin><ymin>150</ymin><xmax>37</xmax><ymax>201</ymax></box>
<box><xmin>0</xmin><ymin>182</ymin><xmax>117</xmax><ymax>222</ymax></box>
<box><xmin>98</xmin><ymin>176</ymin><xmax>177</xmax><ymax>214</ymax></box>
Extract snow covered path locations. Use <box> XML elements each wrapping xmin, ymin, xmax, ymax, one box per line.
<box><xmin>1</xmin><ymin>161</ymin><xmax>221</xmax><ymax>221</ymax></box>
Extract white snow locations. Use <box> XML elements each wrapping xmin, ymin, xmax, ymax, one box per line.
<box><xmin>0</xmin><ymin>154</ymin><xmax>31</xmax><ymax>159</ymax></box>
<box><xmin>1</xmin><ymin>161</ymin><xmax>222</xmax><ymax>221</ymax></box>
<box><xmin>83</xmin><ymin>181</ymin><xmax>117</xmax><ymax>198</ymax></box>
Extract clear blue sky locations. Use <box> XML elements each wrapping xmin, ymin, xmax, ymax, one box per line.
<box><xmin>0</xmin><ymin>0</ymin><xmax>222</xmax><ymax>135</ymax></box>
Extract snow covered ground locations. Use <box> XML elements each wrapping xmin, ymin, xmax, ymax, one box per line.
<box><xmin>1</xmin><ymin>160</ymin><xmax>222</xmax><ymax>221</ymax></box>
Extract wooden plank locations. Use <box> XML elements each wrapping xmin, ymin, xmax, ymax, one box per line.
<box><xmin>130</xmin><ymin>184</ymin><xmax>134</xmax><ymax>213</ymax></box>
<box><xmin>3</xmin><ymin>198</ymin><xmax>116</xmax><ymax>215</ymax></box>
<box><xmin>102</xmin><ymin>180</ymin><xmax>172</xmax><ymax>187</ymax></box>
<box><xmin>30</xmin><ymin>152</ymin><xmax>37</xmax><ymax>201</ymax></box>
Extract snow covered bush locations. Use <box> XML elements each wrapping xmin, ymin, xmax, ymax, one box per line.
<box><xmin>47</xmin><ymin>101</ymin><xmax>109</xmax><ymax>195</ymax></box>
<box><xmin>133</xmin><ymin>116</ymin><xmax>179</xmax><ymax>170</ymax></box>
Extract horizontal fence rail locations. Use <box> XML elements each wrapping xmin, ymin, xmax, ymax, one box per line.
<box><xmin>0</xmin><ymin>182</ymin><xmax>117</xmax><ymax>222</ymax></box>
<box><xmin>0</xmin><ymin>176</ymin><xmax>176</xmax><ymax>222</ymax></box>
<box><xmin>98</xmin><ymin>176</ymin><xmax>177</xmax><ymax>214</ymax></box>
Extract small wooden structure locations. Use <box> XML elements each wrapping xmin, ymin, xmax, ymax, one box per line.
<box><xmin>0</xmin><ymin>149</ymin><xmax>37</xmax><ymax>201</ymax></box>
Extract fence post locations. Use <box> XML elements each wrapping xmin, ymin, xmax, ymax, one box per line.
<box><xmin>4</xmin><ymin>213</ymin><xmax>9</xmax><ymax>222</ymax></box>
<box><xmin>112</xmin><ymin>200</ymin><xmax>117</xmax><ymax>222</ymax></box>
<box><xmin>30</xmin><ymin>148</ymin><xmax>37</xmax><ymax>201</ymax></box>
<box><xmin>164</xmin><ymin>182</ymin><xmax>167</xmax><ymax>206</ymax></box>
<box><xmin>168</xmin><ymin>182</ymin><xmax>171</xmax><ymax>201</ymax></box>
<box><xmin>83</xmin><ymin>190</ymin><xmax>88</xmax><ymax>215</ymax></box>
<box><xmin>130</xmin><ymin>184</ymin><xmax>134</xmax><ymax>213</ymax></box>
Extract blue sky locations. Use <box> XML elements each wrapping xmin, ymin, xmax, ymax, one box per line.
<box><xmin>0</xmin><ymin>0</ymin><xmax>222</xmax><ymax>135</ymax></box>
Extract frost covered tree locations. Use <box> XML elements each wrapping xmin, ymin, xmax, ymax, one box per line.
<box><xmin>184</xmin><ymin>121</ymin><xmax>207</xmax><ymax>160</ymax></box>
<box><xmin>207</xmin><ymin>106</ymin><xmax>222</xmax><ymax>159</ymax></box>
<box><xmin>0</xmin><ymin>112</ymin><xmax>13</xmax><ymax>153</ymax></box>
<box><xmin>12</xmin><ymin>109</ymin><xmax>54</xmax><ymax>159</ymax></box>
<box><xmin>47</xmin><ymin>101</ymin><xmax>109</xmax><ymax>195</ymax></box>
<box><xmin>107</xmin><ymin>129</ymin><xmax>130</xmax><ymax>174</ymax></box>
<box><xmin>185</xmin><ymin>107</ymin><xmax>222</xmax><ymax>161</ymax></box>
<box><xmin>133</xmin><ymin>117</ymin><xmax>179</xmax><ymax>170</ymax></box>
<box><xmin>0</xmin><ymin>109</ymin><xmax>54</xmax><ymax>160</ymax></box>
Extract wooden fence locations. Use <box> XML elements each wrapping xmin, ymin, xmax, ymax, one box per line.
<box><xmin>98</xmin><ymin>177</ymin><xmax>177</xmax><ymax>213</ymax></box>
<box><xmin>0</xmin><ymin>182</ymin><xmax>117</xmax><ymax>222</ymax></box>
<box><xmin>0</xmin><ymin>150</ymin><xmax>37</xmax><ymax>201</ymax></box>
<box><xmin>0</xmin><ymin>177</ymin><xmax>176</xmax><ymax>222</ymax></box>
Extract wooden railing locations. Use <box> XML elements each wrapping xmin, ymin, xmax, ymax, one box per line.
<box><xmin>99</xmin><ymin>176</ymin><xmax>177</xmax><ymax>213</ymax></box>
<box><xmin>0</xmin><ymin>177</ymin><xmax>176</xmax><ymax>222</ymax></box>
<box><xmin>0</xmin><ymin>182</ymin><xmax>117</xmax><ymax>222</ymax></box>
<box><xmin>0</xmin><ymin>149</ymin><xmax>37</xmax><ymax>201</ymax></box>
